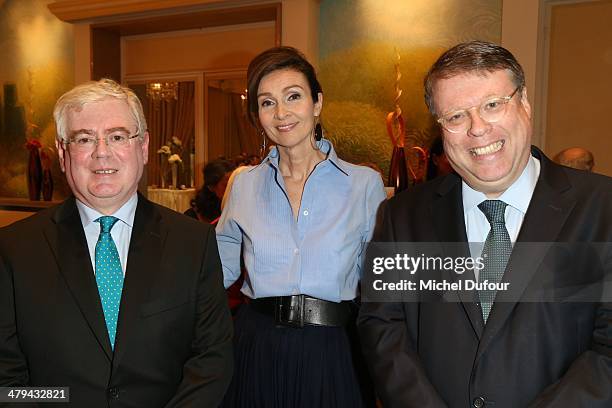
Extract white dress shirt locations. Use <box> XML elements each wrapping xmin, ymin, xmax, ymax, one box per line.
<box><xmin>76</xmin><ymin>194</ymin><xmax>138</xmax><ymax>276</ymax></box>
<box><xmin>463</xmin><ymin>155</ymin><xmax>540</xmax><ymax>279</ymax></box>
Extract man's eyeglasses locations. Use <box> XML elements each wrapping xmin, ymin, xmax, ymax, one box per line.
<box><xmin>437</xmin><ymin>86</ymin><xmax>521</xmax><ymax>134</ymax></box>
<box><xmin>64</xmin><ymin>131</ymin><xmax>140</xmax><ymax>152</ymax></box>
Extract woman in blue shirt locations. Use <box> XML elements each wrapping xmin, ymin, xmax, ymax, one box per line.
<box><xmin>216</xmin><ymin>46</ymin><xmax>386</xmax><ymax>407</ymax></box>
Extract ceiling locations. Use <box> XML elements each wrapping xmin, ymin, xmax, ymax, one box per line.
<box><xmin>92</xmin><ymin>4</ymin><xmax>279</xmax><ymax>36</ymax></box>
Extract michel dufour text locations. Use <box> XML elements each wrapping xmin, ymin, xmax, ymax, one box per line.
<box><xmin>369</xmin><ymin>254</ymin><xmax>510</xmax><ymax>292</ymax></box>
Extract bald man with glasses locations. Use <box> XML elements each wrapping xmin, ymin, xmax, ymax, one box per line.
<box><xmin>358</xmin><ymin>41</ymin><xmax>612</xmax><ymax>408</ymax></box>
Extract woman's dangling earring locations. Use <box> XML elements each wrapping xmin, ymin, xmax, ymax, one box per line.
<box><xmin>314</xmin><ymin>117</ymin><xmax>322</xmax><ymax>142</ymax></box>
<box><xmin>259</xmin><ymin>129</ymin><xmax>267</xmax><ymax>158</ymax></box>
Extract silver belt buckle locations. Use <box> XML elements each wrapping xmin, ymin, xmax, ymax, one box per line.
<box><xmin>275</xmin><ymin>295</ymin><xmax>305</xmax><ymax>327</ymax></box>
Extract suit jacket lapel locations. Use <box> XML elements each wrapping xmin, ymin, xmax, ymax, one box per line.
<box><xmin>112</xmin><ymin>196</ymin><xmax>165</xmax><ymax>366</ymax></box>
<box><xmin>44</xmin><ymin>197</ymin><xmax>113</xmax><ymax>360</ymax></box>
<box><xmin>476</xmin><ymin>148</ymin><xmax>576</xmax><ymax>360</ymax></box>
<box><xmin>433</xmin><ymin>174</ymin><xmax>485</xmax><ymax>339</ymax></box>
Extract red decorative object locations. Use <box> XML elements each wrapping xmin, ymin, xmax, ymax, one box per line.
<box><xmin>385</xmin><ymin>50</ymin><xmax>428</xmax><ymax>192</ymax></box>
<box><xmin>386</xmin><ymin>50</ymin><xmax>410</xmax><ymax>194</ymax></box>
<box><xmin>40</xmin><ymin>147</ymin><xmax>54</xmax><ymax>201</ymax></box>
<box><xmin>407</xmin><ymin>145</ymin><xmax>428</xmax><ymax>185</ymax></box>
<box><xmin>25</xmin><ymin>139</ymin><xmax>43</xmax><ymax>201</ymax></box>
<box><xmin>386</xmin><ymin>112</ymin><xmax>409</xmax><ymax>193</ymax></box>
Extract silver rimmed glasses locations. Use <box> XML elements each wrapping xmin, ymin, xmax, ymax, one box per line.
<box><xmin>437</xmin><ymin>86</ymin><xmax>521</xmax><ymax>133</ymax></box>
<box><xmin>64</xmin><ymin>130</ymin><xmax>140</xmax><ymax>152</ymax></box>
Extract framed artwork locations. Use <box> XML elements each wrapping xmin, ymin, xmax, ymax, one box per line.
<box><xmin>319</xmin><ymin>0</ymin><xmax>502</xmax><ymax>177</ymax></box>
<box><xmin>0</xmin><ymin>0</ymin><xmax>73</xmax><ymax>206</ymax></box>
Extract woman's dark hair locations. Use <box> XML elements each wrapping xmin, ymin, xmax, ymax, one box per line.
<box><xmin>246</xmin><ymin>46</ymin><xmax>322</xmax><ymax>127</ymax></box>
<box><xmin>192</xmin><ymin>159</ymin><xmax>235</xmax><ymax>222</ymax></box>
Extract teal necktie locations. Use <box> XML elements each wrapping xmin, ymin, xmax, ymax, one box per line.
<box><xmin>477</xmin><ymin>200</ymin><xmax>512</xmax><ymax>322</ymax></box>
<box><xmin>94</xmin><ymin>216</ymin><xmax>124</xmax><ymax>349</ymax></box>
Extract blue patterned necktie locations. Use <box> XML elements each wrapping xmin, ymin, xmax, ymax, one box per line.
<box><xmin>94</xmin><ymin>216</ymin><xmax>124</xmax><ymax>349</ymax></box>
<box><xmin>477</xmin><ymin>200</ymin><xmax>512</xmax><ymax>322</ymax></box>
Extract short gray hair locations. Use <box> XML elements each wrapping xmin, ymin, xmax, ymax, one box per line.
<box><xmin>53</xmin><ymin>78</ymin><xmax>147</xmax><ymax>142</ymax></box>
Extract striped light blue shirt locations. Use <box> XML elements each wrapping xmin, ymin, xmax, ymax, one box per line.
<box><xmin>216</xmin><ymin>139</ymin><xmax>386</xmax><ymax>302</ymax></box>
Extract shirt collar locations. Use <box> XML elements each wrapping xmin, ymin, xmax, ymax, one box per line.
<box><xmin>253</xmin><ymin>138</ymin><xmax>350</xmax><ymax>176</ymax></box>
<box><xmin>462</xmin><ymin>154</ymin><xmax>540</xmax><ymax>215</ymax></box>
<box><xmin>76</xmin><ymin>193</ymin><xmax>138</xmax><ymax>229</ymax></box>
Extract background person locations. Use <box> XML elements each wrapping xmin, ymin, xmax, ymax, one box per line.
<box><xmin>185</xmin><ymin>158</ymin><xmax>236</xmax><ymax>223</ymax></box>
<box><xmin>216</xmin><ymin>46</ymin><xmax>386</xmax><ymax>407</ymax></box>
<box><xmin>426</xmin><ymin>135</ymin><xmax>454</xmax><ymax>180</ymax></box>
<box><xmin>358</xmin><ymin>41</ymin><xmax>612</xmax><ymax>408</ymax></box>
<box><xmin>553</xmin><ymin>146</ymin><xmax>595</xmax><ymax>172</ymax></box>
<box><xmin>0</xmin><ymin>79</ymin><xmax>233</xmax><ymax>406</ymax></box>
<box><xmin>186</xmin><ymin>160</ymin><xmax>245</xmax><ymax>315</ymax></box>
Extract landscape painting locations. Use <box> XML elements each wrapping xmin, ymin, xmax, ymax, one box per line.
<box><xmin>318</xmin><ymin>0</ymin><xmax>502</xmax><ymax>177</ymax></box>
<box><xmin>0</xmin><ymin>0</ymin><xmax>73</xmax><ymax>201</ymax></box>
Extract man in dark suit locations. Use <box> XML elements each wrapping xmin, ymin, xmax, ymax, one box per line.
<box><xmin>358</xmin><ymin>41</ymin><xmax>612</xmax><ymax>407</ymax></box>
<box><xmin>0</xmin><ymin>79</ymin><xmax>233</xmax><ymax>407</ymax></box>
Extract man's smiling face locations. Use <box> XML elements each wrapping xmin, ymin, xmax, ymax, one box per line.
<box><xmin>57</xmin><ymin>97</ymin><xmax>149</xmax><ymax>214</ymax></box>
<box><xmin>433</xmin><ymin>69</ymin><xmax>533</xmax><ymax>197</ymax></box>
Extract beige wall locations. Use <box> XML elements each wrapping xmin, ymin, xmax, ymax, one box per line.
<box><xmin>70</xmin><ymin>0</ymin><xmax>320</xmax><ymax>83</ymax></box>
<box><xmin>501</xmin><ymin>0</ymin><xmax>540</xmax><ymax>145</ymax></box>
<box><xmin>282</xmin><ymin>0</ymin><xmax>320</xmax><ymax>66</ymax></box>
<box><xmin>122</xmin><ymin>23</ymin><xmax>276</xmax><ymax>75</ymax></box>
<box><xmin>502</xmin><ymin>0</ymin><xmax>612</xmax><ymax>176</ymax></box>
<box><xmin>501</xmin><ymin>0</ymin><xmax>539</xmax><ymax>108</ymax></box>
<box><xmin>73</xmin><ymin>24</ymin><xmax>91</xmax><ymax>84</ymax></box>
<box><xmin>544</xmin><ymin>1</ymin><xmax>612</xmax><ymax>176</ymax></box>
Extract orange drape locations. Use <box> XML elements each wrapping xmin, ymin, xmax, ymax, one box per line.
<box><xmin>207</xmin><ymin>87</ymin><xmax>259</xmax><ymax>160</ymax></box>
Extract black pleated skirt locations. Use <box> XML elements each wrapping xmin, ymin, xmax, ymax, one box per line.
<box><xmin>221</xmin><ymin>303</ymin><xmax>367</xmax><ymax>408</ymax></box>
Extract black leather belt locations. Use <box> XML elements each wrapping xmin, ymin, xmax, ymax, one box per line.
<box><xmin>249</xmin><ymin>295</ymin><xmax>353</xmax><ymax>328</ymax></box>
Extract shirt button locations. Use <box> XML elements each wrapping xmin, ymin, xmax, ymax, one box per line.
<box><xmin>473</xmin><ymin>397</ymin><xmax>485</xmax><ymax>408</ymax></box>
<box><xmin>293</xmin><ymin>248</ymin><xmax>299</xmax><ymax>255</ymax></box>
<box><xmin>108</xmin><ymin>387</ymin><xmax>120</xmax><ymax>399</ymax></box>
<box><xmin>303</xmin><ymin>210</ymin><xmax>309</xmax><ymax>216</ymax></box>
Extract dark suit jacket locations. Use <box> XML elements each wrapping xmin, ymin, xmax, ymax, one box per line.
<box><xmin>358</xmin><ymin>148</ymin><xmax>612</xmax><ymax>407</ymax></box>
<box><xmin>0</xmin><ymin>195</ymin><xmax>233</xmax><ymax>407</ymax></box>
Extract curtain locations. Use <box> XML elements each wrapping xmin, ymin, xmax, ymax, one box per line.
<box><xmin>207</xmin><ymin>87</ymin><xmax>232</xmax><ymax>160</ymax></box>
<box><xmin>147</xmin><ymin>96</ymin><xmax>175</xmax><ymax>187</ymax></box>
<box><xmin>230</xmin><ymin>94</ymin><xmax>259</xmax><ymax>156</ymax></box>
<box><xmin>171</xmin><ymin>82</ymin><xmax>195</xmax><ymax>186</ymax></box>
<box><xmin>146</xmin><ymin>81</ymin><xmax>194</xmax><ymax>187</ymax></box>
<box><xmin>207</xmin><ymin>87</ymin><xmax>259</xmax><ymax>160</ymax></box>
<box><xmin>172</xmin><ymin>82</ymin><xmax>195</xmax><ymax>154</ymax></box>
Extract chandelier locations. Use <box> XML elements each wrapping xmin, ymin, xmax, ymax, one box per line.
<box><xmin>146</xmin><ymin>82</ymin><xmax>178</xmax><ymax>102</ymax></box>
